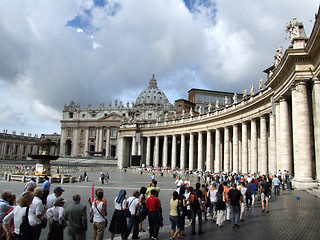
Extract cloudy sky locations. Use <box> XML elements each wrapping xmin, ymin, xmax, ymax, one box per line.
<box><xmin>0</xmin><ymin>0</ymin><xmax>319</xmax><ymax>136</ymax></box>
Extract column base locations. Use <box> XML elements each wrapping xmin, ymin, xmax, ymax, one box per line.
<box><xmin>292</xmin><ymin>178</ymin><xmax>318</xmax><ymax>190</ymax></box>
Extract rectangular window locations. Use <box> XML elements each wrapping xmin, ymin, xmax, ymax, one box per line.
<box><xmin>82</xmin><ymin>114</ymin><xmax>85</xmax><ymax>118</ymax></box>
<box><xmin>6</xmin><ymin>145</ymin><xmax>10</xmax><ymax>154</ymax></box>
<box><xmin>69</xmin><ymin>112</ymin><xmax>73</xmax><ymax>118</ymax></box>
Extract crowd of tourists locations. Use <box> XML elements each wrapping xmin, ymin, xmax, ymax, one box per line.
<box><xmin>0</xmin><ymin>169</ymin><xmax>290</xmax><ymax>240</ymax></box>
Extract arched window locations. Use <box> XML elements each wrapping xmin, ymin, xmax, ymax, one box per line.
<box><xmin>68</xmin><ymin>129</ymin><xmax>72</xmax><ymax>137</ymax></box>
<box><xmin>91</xmin><ymin>129</ymin><xmax>96</xmax><ymax>137</ymax></box>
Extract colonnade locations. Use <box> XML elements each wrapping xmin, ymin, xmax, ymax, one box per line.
<box><xmin>118</xmin><ymin>75</ymin><xmax>320</xmax><ymax>189</ymax></box>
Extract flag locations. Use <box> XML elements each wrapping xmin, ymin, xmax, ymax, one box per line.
<box><xmin>91</xmin><ymin>181</ymin><xmax>95</xmax><ymax>202</ymax></box>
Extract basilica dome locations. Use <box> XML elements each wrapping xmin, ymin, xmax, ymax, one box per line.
<box><xmin>135</xmin><ymin>74</ymin><xmax>171</xmax><ymax>106</ymax></box>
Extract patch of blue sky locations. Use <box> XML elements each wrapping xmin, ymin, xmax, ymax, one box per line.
<box><xmin>183</xmin><ymin>0</ymin><xmax>217</xmax><ymax>24</ymax></box>
<box><xmin>66</xmin><ymin>0</ymin><xmax>121</xmax><ymax>34</ymax></box>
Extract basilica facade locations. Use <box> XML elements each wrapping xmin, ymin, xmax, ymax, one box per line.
<box><xmin>117</xmin><ymin>9</ymin><xmax>320</xmax><ymax>189</ymax></box>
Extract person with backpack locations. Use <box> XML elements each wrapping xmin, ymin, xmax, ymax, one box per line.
<box><xmin>190</xmin><ymin>182</ymin><xmax>205</xmax><ymax>235</ymax></box>
<box><xmin>2</xmin><ymin>192</ymin><xmax>33</xmax><ymax>240</ymax></box>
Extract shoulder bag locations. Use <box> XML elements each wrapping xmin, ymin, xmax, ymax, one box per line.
<box><xmin>94</xmin><ymin>201</ymin><xmax>108</xmax><ymax>228</ymax></box>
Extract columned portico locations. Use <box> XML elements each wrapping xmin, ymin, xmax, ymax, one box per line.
<box><xmin>260</xmin><ymin>115</ymin><xmax>268</xmax><ymax>175</ymax></box>
<box><xmin>172</xmin><ymin>134</ymin><xmax>177</xmax><ymax>169</ymax></box>
<box><xmin>312</xmin><ymin>77</ymin><xmax>320</xmax><ymax>182</ymax></box>
<box><xmin>154</xmin><ymin>136</ymin><xmax>159</xmax><ymax>167</ymax></box>
<box><xmin>189</xmin><ymin>133</ymin><xmax>195</xmax><ymax>170</ymax></box>
<box><xmin>206</xmin><ymin>130</ymin><xmax>213</xmax><ymax>171</ymax></box>
<box><xmin>146</xmin><ymin>137</ymin><xmax>151</xmax><ymax>166</ymax></box>
<box><xmin>163</xmin><ymin>135</ymin><xmax>168</xmax><ymax>168</ymax></box>
<box><xmin>198</xmin><ymin>132</ymin><xmax>203</xmax><ymax>170</ymax></box>
<box><xmin>279</xmin><ymin>98</ymin><xmax>293</xmax><ymax>174</ymax></box>
<box><xmin>215</xmin><ymin>129</ymin><xmax>221</xmax><ymax>172</ymax></box>
<box><xmin>232</xmin><ymin>125</ymin><xmax>239</xmax><ymax>173</ymax></box>
<box><xmin>180</xmin><ymin>134</ymin><xmax>186</xmax><ymax>169</ymax></box>
<box><xmin>251</xmin><ymin>119</ymin><xmax>258</xmax><ymax>173</ymax></box>
<box><xmin>291</xmin><ymin>81</ymin><xmax>316</xmax><ymax>188</ymax></box>
<box><xmin>224</xmin><ymin>127</ymin><xmax>230</xmax><ymax>172</ymax></box>
<box><xmin>241</xmin><ymin>122</ymin><xmax>248</xmax><ymax>174</ymax></box>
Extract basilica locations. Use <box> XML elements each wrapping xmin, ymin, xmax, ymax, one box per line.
<box><xmin>61</xmin><ymin>7</ymin><xmax>320</xmax><ymax>189</ymax></box>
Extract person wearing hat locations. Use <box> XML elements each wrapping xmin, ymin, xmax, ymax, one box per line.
<box><xmin>47</xmin><ymin>187</ymin><xmax>65</xmax><ymax>208</ymax></box>
<box><xmin>47</xmin><ymin>197</ymin><xmax>67</xmax><ymax>240</ymax></box>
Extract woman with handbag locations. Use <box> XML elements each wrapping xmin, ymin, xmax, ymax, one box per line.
<box><xmin>2</xmin><ymin>191</ymin><xmax>34</xmax><ymax>240</ymax></box>
<box><xmin>91</xmin><ymin>189</ymin><xmax>107</xmax><ymax>240</ymax></box>
<box><xmin>108</xmin><ymin>190</ymin><xmax>128</xmax><ymax>240</ymax></box>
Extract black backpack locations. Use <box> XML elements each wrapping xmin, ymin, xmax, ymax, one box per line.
<box><xmin>19</xmin><ymin>207</ymin><xmax>33</xmax><ymax>240</ymax></box>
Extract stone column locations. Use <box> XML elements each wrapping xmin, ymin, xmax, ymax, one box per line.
<box><xmin>84</xmin><ymin>128</ymin><xmax>89</xmax><ymax>157</ymax></box>
<box><xmin>292</xmin><ymin>81</ymin><xmax>315</xmax><ymax>188</ymax></box>
<box><xmin>269</xmin><ymin>113</ymin><xmax>277</xmax><ymax>174</ymax></box>
<box><xmin>206</xmin><ymin>130</ymin><xmax>213</xmax><ymax>171</ymax></box>
<box><xmin>180</xmin><ymin>134</ymin><xmax>186</xmax><ymax>169</ymax></box>
<box><xmin>215</xmin><ymin>129</ymin><xmax>221</xmax><ymax>172</ymax></box>
<box><xmin>189</xmin><ymin>133</ymin><xmax>194</xmax><ymax>170</ymax></box>
<box><xmin>95</xmin><ymin>128</ymin><xmax>99</xmax><ymax>152</ymax></box>
<box><xmin>260</xmin><ymin>115</ymin><xmax>268</xmax><ymax>175</ymax></box>
<box><xmin>106</xmin><ymin>128</ymin><xmax>110</xmax><ymax>157</ymax></box>
<box><xmin>163</xmin><ymin>135</ymin><xmax>168</xmax><ymax>167</ymax></box>
<box><xmin>60</xmin><ymin>128</ymin><xmax>66</xmax><ymax>155</ymax></box>
<box><xmin>72</xmin><ymin>128</ymin><xmax>78</xmax><ymax>156</ymax></box>
<box><xmin>98</xmin><ymin>128</ymin><xmax>103</xmax><ymax>152</ymax></box>
<box><xmin>279</xmin><ymin>98</ymin><xmax>293</xmax><ymax>174</ymax></box>
<box><xmin>233</xmin><ymin>125</ymin><xmax>239</xmax><ymax>173</ymax></box>
<box><xmin>154</xmin><ymin>136</ymin><xmax>159</xmax><ymax>167</ymax></box>
<box><xmin>131</xmin><ymin>135</ymin><xmax>137</xmax><ymax>156</ymax></box>
<box><xmin>117</xmin><ymin>136</ymin><xmax>124</xmax><ymax>168</ymax></box>
<box><xmin>172</xmin><ymin>134</ymin><xmax>177</xmax><ymax>169</ymax></box>
<box><xmin>198</xmin><ymin>132</ymin><xmax>203</xmax><ymax>170</ymax></box>
<box><xmin>251</xmin><ymin>119</ymin><xmax>258</xmax><ymax>174</ymax></box>
<box><xmin>275</xmin><ymin>102</ymin><xmax>281</xmax><ymax>172</ymax></box>
<box><xmin>146</xmin><ymin>137</ymin><xmax>151</xmax><ymax>166</ymax></box>
<box><xmin>312</xmin><ymin>77</ymin><xmax>320</xmax><ymax>182</ymax></box>
<box><xmin>241</xmin><ymin>122</ymin><xmax>248</xmax><ymax>174</ymax></box>
<box><xmin>224</xmin><ymin>127</ymin><xmax>230</xmax><ymax>172</ymax></box>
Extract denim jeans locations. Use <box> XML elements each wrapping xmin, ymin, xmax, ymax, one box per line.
<box><xmin>127</xmin><ymin>215</ymin><xmax>139</xmax><ymax>238</ymax></box>
<box><xmin>230</xmin><ymin>205</ymin><xmax>240</xmax><ymax>226</ymax></box>
<box><xmin>191</xmin><ymin>207</ymin><xmax>202</xmax><ymax>233</ymax></box>
<box><xmin>274</xmin><ymin>185</ymin><xmax>280</xmax><ymax>196</ymax></box>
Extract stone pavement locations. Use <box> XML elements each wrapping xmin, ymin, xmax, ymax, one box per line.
<box><xmin>122</xmin><ymin>188</ymin><xmax>320</xmax><ymax>240</ymax></box>
<box><xmin>1</xmin><ymin>168</ymin><xmax>320</xmax><ymax>240</ymax></box>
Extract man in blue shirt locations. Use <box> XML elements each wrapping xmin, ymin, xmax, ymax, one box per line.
<box><xmin>272</xmin><ymin>174</ymin><xmax>280</xmax><ymax>196</ymax></box>
<box><xmin>42</xmin><ymin>176</ymin><xmax>51</xmax><ymax>204</ymax></box>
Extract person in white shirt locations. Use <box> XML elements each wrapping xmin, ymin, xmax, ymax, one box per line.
<box><xmin>46</xmin><ymin>186</ymin><xmax>65</xmax><ymax>208</ymax></box>
<box><xmin>2</xmin><ymin>191</ymin><xmax>33</xmax><ymax>239</ymax></box>
<box><xmin>47</xmin><ymin>197</ymin><xmax>66</xmax><ymax>240</ymax></box>
<box><xmin>126</xmin><ymin>190</ymin><xmax>140</xmax><ymax>239</ymax></box>
<box><xmin>29</xmin><ymin>187</ymin><xmax>47</xmax><ymax>240</ymax></box>
<box><xmin>175</xmin><ymin>176</ymin><xmax>183</xmax><ymax>187</ymax></box>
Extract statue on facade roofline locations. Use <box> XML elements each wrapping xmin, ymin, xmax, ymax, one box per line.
<box><xmin>259</xmin><ymin>77</ymin><xmax>264</xmax><ymax>90</ymax></box>
<box><xmin>225</xmin><ymin>96</ymin><xmax>228</xmax><ymax>106</ymax></box>
<box><xmin>215</xmin><ymin>99</ymin><xmax>220</xmax><ymax>109</ymax></box>
<box><xmin>208</xmin><ymin>102</ymin><xmax>212</xmax><ymax>113</ymax></box>
<box><xmin>274</xmin><ymin>46</ymin><xmax>283</xmax><ymax>68</ymax></box>
<box><xmin>243</xmin><ymin>89</ymin><xmax>247</xmax><ymax>99</ymax></box>
<box><xmin>233</xmin><ymin>93</ymin><xmax>237</xmax><ymax>104</ymax></box>
<box><xmin>250</xmin><ymin>84</ymin><xmax>254</xmax><ymax>96</ymax></box>
<box><xmin>286</xmin><ymin>17</ymin><xmax>300</xmax><ymax>41</ymax></box>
